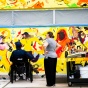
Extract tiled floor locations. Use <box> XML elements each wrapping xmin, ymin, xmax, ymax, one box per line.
<box><xmin>1</xmin><ymin>78</ymin><xmax>71</xmax><ymax>88</ymax></box>
<box><xmin>1</xmin><ymin>74</ymin><xmax>88</xmax><ymax>88</ymax></box>
<box><xmin>0</xmin><ymin>80</ymin><xmax>9</xmax><ymax>88</ymax></box>
<box><xmin>5</xmin><ymin>78</ymin><xmax>48</xmax><ymax>88</ymax></box>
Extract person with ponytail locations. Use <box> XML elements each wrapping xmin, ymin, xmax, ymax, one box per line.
<box><xmin>43</xmin><ymin>31</ymin><xmax>61</xmax><ymax>87</ymax></box>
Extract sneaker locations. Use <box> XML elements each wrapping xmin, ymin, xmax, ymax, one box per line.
<box><xmin>16</xmin><ymin>76</ymin><xmax>20</xmax><ymax>80</ymax></box>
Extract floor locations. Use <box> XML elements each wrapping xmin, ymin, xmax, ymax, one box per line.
<box><xmin>0</xmin><ymin>80</ymin><xmax>9</xmax><ymax>88</ymax></box>
<box><xmin>1</xmin><ymin>74</ymin><xmax>88</xmax><ymax>88</ymax></box>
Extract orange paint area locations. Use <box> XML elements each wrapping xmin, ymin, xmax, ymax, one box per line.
<box><xmin>32</xmin><ymin>1</ymin><xmax>44</xmax><ymax>8</ymax></box>
<box><xmin>77</xmin><ymin>0</ymin><xmax>88</xmax><ymax>5</ymax></box>
<box><xmin>56</xmin><ymin>29</ymin><xmax>70</xmax><ymax>57</ymax></box>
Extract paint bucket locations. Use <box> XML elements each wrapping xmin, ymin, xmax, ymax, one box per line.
<box><xmin>80</xmin><ymin>66</ymin><xmax>88</xmax><ymax>78</ymax></box>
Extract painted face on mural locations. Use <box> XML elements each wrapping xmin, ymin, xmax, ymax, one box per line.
<box><xmin>72</xmin><ymin>28</ymin><xmax>78</xmax><ymax>38</ymax></box>
<box><xmin>78</xmin><ymin>31</ymin><xmax>86</xmax><ymax>44</ymax></box>
<box><xmin>57</xmin><ymin>30</ymin><xmax>66</xmax><ymax>41</ymax></box>
<box><xmin>0</xmin><ymin>35</ymin><xmax>5</xmax><ymax>43</ymax></box>
<box><xmin>80</xmin><ymin>32</ymin><xmax>85</xmax><ymax>38</ymax></box>
<box><xmin>73</xmin><ymin>30</ymin><xmax>78</xmax><ymax>38</ymax></box>
<box><xmin>22</xmin><ymin>34</ymin><xmax>26</xmax><ymax>39</ymax></box>
<box><xmin>6</xmin><ymin>0</ymin><xmax>18</xmax><ymax>4</ymax></box>
<box><xmin>22</xmin><ymin>32</ymin><xmax>30</xmax><ymax>39</ymax></box>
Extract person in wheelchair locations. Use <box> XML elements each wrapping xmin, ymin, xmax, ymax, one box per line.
<box><xmin>10</xmin><ymin>41</ymin><xmax>39</xmax><ymax>82</ymax></box>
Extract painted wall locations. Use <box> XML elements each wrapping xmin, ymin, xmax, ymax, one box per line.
<box><xmin>0</xmin><ymin>0</ymin><xmax>88</xmax><ymax>9</ymax></box>
<box><xmin>0</xmin><ymin>26</ymin><xmax>88</xmax><ymax>74</ymax></box>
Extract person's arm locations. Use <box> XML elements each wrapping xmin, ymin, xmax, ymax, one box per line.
<box><xmin>26</xmin><ymin>52</ymin><xmax>39</xmax><ymax>62</ymax></box>
<box><xmin>55</xmin><ymin>42</ymin><xmax>61</xmax><ymax>51</ymax></box>
<box><xmin>26</xmin><ymin>52</ymin><xmax>34</xmax><ymax>60</ymax></box>
<box><xmin>43</xmin><ymin>40</ymin><xmax>48</xmax><ymax>50</ymax></box>
<box><xmin>10</xmin><ymin>52</ymin><xmax>14</xmax><ymax>62</ymax></box>
<box><xmin>43</xmin><ymin>40</ymin><xmax>49</xmax><ymax>54</ymax></box>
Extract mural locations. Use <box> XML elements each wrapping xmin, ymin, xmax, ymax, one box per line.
<box><xmin>0</xmin><ymin>26</ymin><xmax>88</xmax><ymax>74</ymax></box>
<box><xmin>0</xmin><ymin>0</ymin><xmax>88</xmax><ymax>9</ymax></box>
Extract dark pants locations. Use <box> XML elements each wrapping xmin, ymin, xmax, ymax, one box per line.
<box><xmin>44</xmin><ymin>57</ymin><xmax>57</xmax><ymax>86</ymax></box>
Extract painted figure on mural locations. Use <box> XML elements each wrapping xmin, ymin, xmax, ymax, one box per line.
<box><xmin>0</xmin><ymin>35</ymin><xmax>11</xmax><ymax>72</ymax></box>
<box><xmin>43</xmin><ymin>31</ymin><xmax>61</xmax><ymax>87</ymax></box>
<box><xmin>72</xmin><ymin>27</ymin><xmax>87</xmax><ymax>51</ymax></box>
<box><xmin>20</xmin><ymin>31</ymin><xmax>40</xmax><ymax>59</ymax></box>
<box><xmin>56</xmin><ymin>29</ymin><xmax>70</xmax><ymax>57</ymax></box>
<box><xmin>20</xmin><ymin>32</ymin><xmax>40</xmax><ymax>73</ymax></box>
<box><xmin>20</xmin><ymin>32</ymin><xmax>33</xmax><ymax>54</ymax></box>
<box><xmin>66</xmin><ymin>26</ymin><xmax>88</xmax><ymax>55</ymax></box>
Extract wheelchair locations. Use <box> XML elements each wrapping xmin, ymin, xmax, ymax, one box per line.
<box><xmin>10</xmin><ymin>61</ymin><xmax>33</xmax><ymax>83</ymax></box>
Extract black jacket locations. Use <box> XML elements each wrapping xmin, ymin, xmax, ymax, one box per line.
<box><xmin>10</xmin><ymin>49</ymin><xmax>34</xmax><ymax>63</ymax></box>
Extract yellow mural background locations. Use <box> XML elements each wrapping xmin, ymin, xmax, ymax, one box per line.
<box><xmin>0</xmin><ymin>26</ymin><xmax>88</xmax><ymax>74</ymax></box>
<box><xmin>0</xmin><ymin>0</ymin><xmax>88</xmax><ymax>9</ymax></box>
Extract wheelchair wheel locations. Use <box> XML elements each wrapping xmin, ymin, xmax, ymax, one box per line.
<box><xmin>30</xmin><ymin>71</ymin><xmax>33</xmax><ymax>82</ymax></box>
<box><xmin>10</xmin><ymin>70</ymin><xmax>16</xmax><ymax>83</ymax></box>
<box><xmin>10</xmin><ymin>74</ymin><xmax>13</xmax><ymax>83</ymax></box>
<box><xmin>68</xmin><ymin>82</ymin><xmax>72</xmax><ymax>87</ymax></box>
<box><xmin>28</xmin><ymin>64</ymin><xmax>33</xmax><ymax>82</ymax></box>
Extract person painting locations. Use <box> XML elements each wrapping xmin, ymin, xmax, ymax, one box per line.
<box><xmin>10</xmin><ymin>42</ymin><xmax>39</xmax><ymax>79</ymax></box>
<box><xmin>43</xmin><ymin>31</ymin><xmax>61</xmax><ymax>87</ymax></box>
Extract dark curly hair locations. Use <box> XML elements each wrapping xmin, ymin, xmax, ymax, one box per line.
<box><xmin>47</xmin><ymin>32</ymin><xmax>54</xmax><ymax>38</ymax></box>
<box><xmin>15</xmin><ymin>42</ymin><xmax>22</xmax><ymax>49</ymax></box>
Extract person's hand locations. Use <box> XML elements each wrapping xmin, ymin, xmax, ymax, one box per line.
<box><xmin>31</xmin><ymin>54</ymin><xmax>40</xmax><ymax>62</ymax></box>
